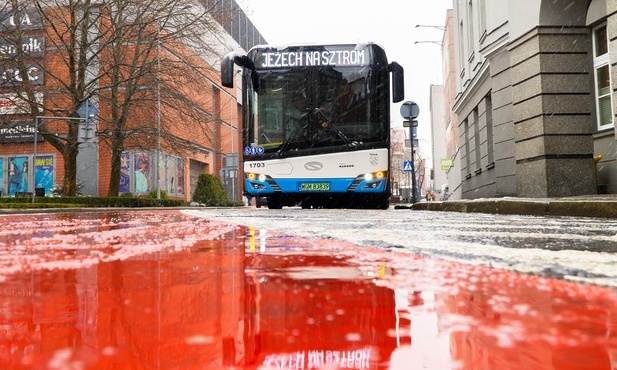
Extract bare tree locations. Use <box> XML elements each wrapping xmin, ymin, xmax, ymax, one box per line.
<box><xmin>0</xmin><ymin>0</ymin><xmax>233</xmax><ymax>196</ymax></box>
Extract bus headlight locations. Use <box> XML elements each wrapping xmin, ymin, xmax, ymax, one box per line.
<box><xmin>246</xmin><ymin>172</ymin><xmax>278</xmax><ymax>192</ymax></box>
<box><xmin>349</xmin><ymin>171</ymin><xmax>388</xmax><ymax>192</ymax></box>
<box><xmin>364</xmin><ymin>171</ymin><xmax>387</xmax><ymax>181</ymax></box>
<box><xmin>247</xmin><ymin>173</ymin><xmax>269</xmax><ymax>183</ymax></box>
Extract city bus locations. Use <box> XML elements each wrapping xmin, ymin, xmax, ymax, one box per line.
<box><xmin>221</xmin><ymin>43</ymin><xmax>404</xmax><ymax>209</ymax></box>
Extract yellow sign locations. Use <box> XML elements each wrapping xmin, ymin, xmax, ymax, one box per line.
<box><xmin>441</xmin><ymin>158</ymin><xmax>453</xmax><ymax>171</ymax></box>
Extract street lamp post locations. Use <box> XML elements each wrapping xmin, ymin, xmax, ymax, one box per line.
<box><xmin>156</xmin><ymin>25</ymin><xmax>161</xmax><ymax>200</ymax></box>
<box><xmin>414</xmin><ymin>25</ymin><xmax>445</xmax><ymax>46</ymax></box>
<box><xmin>415</xmin><ymin>24</ymin><xmax>446</xmax><ymax>31</ymax></box>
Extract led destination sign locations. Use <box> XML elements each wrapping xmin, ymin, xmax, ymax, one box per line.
<box><xmin>257</xmin><ymin>47</ymin><xmax>368</xmax><ymax>69</ymax></box>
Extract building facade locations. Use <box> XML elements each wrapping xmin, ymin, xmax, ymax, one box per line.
<box><xmin>0</xmin><ymin>1</ymin><xmax>265</xmax><ymax>201</ymax></box>
<box><xmin>430</xmin><ymin>84</ymin><xmax>449</xmax><ymax>198</ymax></box>
<box><xmin>431</xmin><ymin>9</ymin><xmax>462</xmax><ymax>200</ymax></box>
<box><xmin>452</xmin><ymin>0</ymin><xmax>616</xmax><ymax>198</ymax></box>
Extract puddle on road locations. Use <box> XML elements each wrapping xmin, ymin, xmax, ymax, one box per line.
<box><xmin>0</xmin><ymin>211</ymin><xmax>616</xmax><ymax>369</ymax></box>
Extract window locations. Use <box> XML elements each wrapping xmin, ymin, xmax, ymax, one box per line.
<box><xmin>593</xmin><ymin>24</ymin><xmax>613</xmax><ymax>130</ymax></box>
<box><xmin>478</xmin><ymin>0</ymin><xmax>487</xmax><ymax>42</ymax></box>
<box><xmin>467</xmin><ymin>0</ymin><xmax>475</xmax><ymax>61</ymax></box>
<box><xmin>456</xmin><ymin>0</ymin><xmax>466</xmax><ymax>79</ymax></box>
<box><xmin>119</xmin><ymin>151</ymin><xmax>185</xmax><ymax>195</ymax></box>
<box><xmin>463</xmin><ymin>118</ymin><xmax>471</xmax><ymax>178</ymax></box>
<box><xmin>485</xmin><ymin>93</ymin><xmax>494</xmax><ymax>167</ymax></box>
<box><xmin>473</xmin><ymin>108</ymin><xmax>481</xmax><ymax>173</ymax></box>
<box><xmin>6</xmin><ymin>156</ymin><xmax>29</xmax><ymax>196</ymax></box>
<box><xmin>459</xmin><ymin>19</ymin><xmax>466</xmax><ymax>78</ymax></box>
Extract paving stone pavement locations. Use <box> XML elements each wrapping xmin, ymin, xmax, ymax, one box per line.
<box><xmin>397</xmin><ymin>195</ymin><xmax>617</xmax><ymax>218</ymax></box>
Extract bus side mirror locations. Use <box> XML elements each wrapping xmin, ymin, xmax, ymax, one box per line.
<box><xmin>389</xmin><ymin>62</ymin><xmax>404</xmax><ymax>103</ymax></box>
<box><xmin>221</xmin><ymin>52</ymin><xmax>238</xmax><ymax>88</ymax></box>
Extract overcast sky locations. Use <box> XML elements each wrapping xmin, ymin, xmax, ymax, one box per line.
<box><xmin>237</xmin><ymin>0</ymin><xmax>453</xmax><ymax>159</ymax></box>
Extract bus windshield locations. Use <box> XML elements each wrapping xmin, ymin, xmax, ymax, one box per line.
<box><xmin>243</xmin><ymin>45</ymin><xmax>390</xmax><ymax>157</ymax></box>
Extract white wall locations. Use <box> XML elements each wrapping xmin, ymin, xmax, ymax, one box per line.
<box><xmin>430</xmin><ymin>85</ymin><xmax>448</xmax><ymax>196</ymax></box>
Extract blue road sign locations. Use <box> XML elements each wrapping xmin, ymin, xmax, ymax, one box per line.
<box><xmin>77</xmin><ymin>99</ymin><xmax>98</xmax><ymax>119</ymax></box>
<box><xmin>403</xmin><ymin>161</ymin><xmax>413</xmax><ymax>173</ymax></box>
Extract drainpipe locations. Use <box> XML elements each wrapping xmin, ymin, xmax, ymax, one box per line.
<box><xmin>594</xmin><ymin>155</ymin><xmax>603</xmax><ymax>194</ymax></box>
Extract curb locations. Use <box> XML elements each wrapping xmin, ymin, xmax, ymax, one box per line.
<box><xmin>395</xmin><ymin>198</ymin><xmax>617</xmax><ymax>219</ymax></box>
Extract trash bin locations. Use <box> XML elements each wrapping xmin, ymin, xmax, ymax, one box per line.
<box><xmin>35</xmin><ymin>188</ymin><xmax>45</xmax><ymax>197</ymax></box>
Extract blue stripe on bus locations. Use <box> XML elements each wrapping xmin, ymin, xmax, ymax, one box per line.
<box><xmin>245</xmin><ymin>178</ymin><xmax>387</xmax><ymax>194</ymax></box>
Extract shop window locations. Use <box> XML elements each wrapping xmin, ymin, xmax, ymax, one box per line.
<box><xmin>119</xmin><ymin>151</ymin><xmax>185</xmax><ymax>195</ymax></box>
<box><xmin>6</xmin><ymin>156</ymin><xmax>29</xmax><ymax>196</ymax></box>
<box><xmin>34</xmin><ymin>155</ymin><xmax>55</xmax><ymax>195</ymax></box>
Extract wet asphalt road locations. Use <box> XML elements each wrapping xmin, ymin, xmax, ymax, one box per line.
<box><xmin>0</xmin><ymin>208</ymin><xmax>616</xmax><ymax>369</ymax></box>
<box><xmin>189</xmin><ymin>207</ymin><xmax>617</xmax><ymax>288</ymax></box>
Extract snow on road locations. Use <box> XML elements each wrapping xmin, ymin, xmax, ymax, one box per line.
<box><xmin>185</xmin><ymin>208</ymin><xmax>617</xmax><ymax>288</ymax></box>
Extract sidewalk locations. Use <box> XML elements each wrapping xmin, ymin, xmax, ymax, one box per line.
<box><xmin>394</xmin><ymin>195</ymin><xmax>617</xmax><ymax>219</ymax></box>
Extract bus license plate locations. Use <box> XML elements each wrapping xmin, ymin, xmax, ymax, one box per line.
<box><xmin>300</xmin><ymin>182</ymin><xmax>330</xmax><ymax>191</ymax></box>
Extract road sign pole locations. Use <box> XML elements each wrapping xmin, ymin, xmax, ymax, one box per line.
<box><xmin>400</xmin><ymin>101</ymin><xmax>420</xmax><ymax>204</ymax></box>
<box><xmin>410</xmin><ymin>145</ymin><xmax>417</xmax><ymax>203</ymax></box>
<box><xmin>32</xmin><ymin>117</ymin><xmax>38</xmax><ymax>204</ymax></box>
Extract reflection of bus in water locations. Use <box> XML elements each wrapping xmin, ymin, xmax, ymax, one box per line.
<box><xmin>240</xmin><ymin>228</ymin><xmax>398</xmax><ymax>369</ymax></box>
<box><xmin>221</xmin><ymin>43</ymin><xmax>404</xmax><ymax>209</ymax></box>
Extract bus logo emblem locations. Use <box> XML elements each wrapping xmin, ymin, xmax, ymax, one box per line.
<box><xmin>304</xmin><ymin>161</ymin><xmax>323</xmax><ymax>171</ymax></box>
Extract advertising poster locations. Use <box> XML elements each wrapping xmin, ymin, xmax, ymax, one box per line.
<box><xmin>177</xmin><ymin>158</ymin><xmax>185</xmax><ymax>195</ymax></box>
<box><xmin>34</xmin><ymin>155</ymin><xmax>54</xmax><ymax>195</ymax></box>
<box><xmin>165</xmin><ymin>156</ymin><xmax>176</xmax><ymax>194</ymax></box>
<box><xmin>0</xmin><ymin>158</ymin><xmax>4</xmax><ymax>195</ymax></box>
<box><xmin>119</xmin><ymin>152</ymin><xmax>130</xmax><ymax>193</ymax></box>
<box><xmin>157</xmin><ymin>154</ymin><xmax>166</xmax><ymax>193</ymax></box>
<box><xmin>8</xmin><ymin>156</ymin><xmax>28</xmax><ymax>195</ymax></box>
<box><xmin>134</xmin><ymin>152</ymin><xmax>151</xmax><ymax>193</ymax></box>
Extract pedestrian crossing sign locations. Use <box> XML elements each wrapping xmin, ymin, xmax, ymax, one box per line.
<box><xmin>403</xmin><ymin>161</ymin><xmax>413</xmax><ymax>172</ymax></box>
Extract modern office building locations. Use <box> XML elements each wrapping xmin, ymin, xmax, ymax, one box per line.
<box><xmin>452</xmin><ymin>0</ymin><xmax>614</xmax><ymax>198</ymax></box>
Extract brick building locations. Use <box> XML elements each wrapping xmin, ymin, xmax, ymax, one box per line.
<box><xmin>0</xmin><ymin>1</ymin><xmax>265</xmax><ymax>201</ymax></box>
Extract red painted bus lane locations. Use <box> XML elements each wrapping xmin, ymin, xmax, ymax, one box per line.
<box><xmin>0</xmin><ymin>210</ymin><xmax>615</xmax><ymax>369</ymax></box>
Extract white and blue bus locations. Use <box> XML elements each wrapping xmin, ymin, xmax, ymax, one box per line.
<box><xmin>221</xmin><ymin>43</ymin><xmax>404</xmax><ymax>209</ymax></box>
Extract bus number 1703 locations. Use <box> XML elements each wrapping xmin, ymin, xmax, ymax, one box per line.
<box><xmin>248</xmin><ymin>163</ymin><xmax>265</xmax><ymax>169</ymax></box>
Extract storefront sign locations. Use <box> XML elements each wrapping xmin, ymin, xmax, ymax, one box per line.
<box><xmin>0</xmin><ymin>92</ymin><xmax>43</xmax><ymax>115</ymax></box>
<box><xmin>0</xmin><ymin>36</ymin><xmax>45</xmax><ymax>59</ymax></box>
<box><xmin>0</xmin><ymin>64</ymin><xmax>44</xmax><ymax>85</ymax></box>
<box><xmin>440</xmin><ymin>158</ymin><xmax>453</xmax><ymax>171</ymax></box>
<box><xmin>0</xmin><ymin>120</ymin><xmax>43</xmax><ymax>143</ymax></box>
<box><xmin>0</xmin><ymin>9</ymin><xmax>43</xmax><ymax>30</ymax></box>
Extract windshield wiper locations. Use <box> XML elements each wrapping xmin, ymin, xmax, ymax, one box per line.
<box><xmin>278</xmin><ymin>109</ymin><xmax>311</xmax><ymax>157</ymax></box>
<box><xmin>313</xmin><ymin>108</ymin><xmax>352</xmax><ymax>146</ymax></box>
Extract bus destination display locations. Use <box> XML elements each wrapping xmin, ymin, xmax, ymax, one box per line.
<box><xmin>256</xmin><ymin>47</ymin><xmax>368</xmax><ymax>69</ymax></box>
